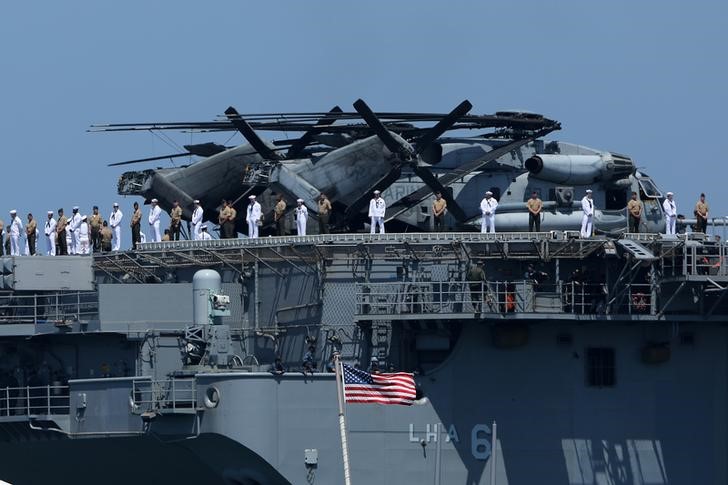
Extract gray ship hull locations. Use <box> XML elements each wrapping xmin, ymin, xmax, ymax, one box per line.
<box><xmin>4</xmin><ymin>320</ymin><xmax>718</xmax><ymax>484</ymax></box>
<box><xmin>0</xmin><ymin>433</ymin><xmax>288</xmax><ymax>485</ymax></box>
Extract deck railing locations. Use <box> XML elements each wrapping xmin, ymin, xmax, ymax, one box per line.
<box><xmin>355</xmin><ymin>280</ymin><xmax>657</xmax><ymax>318</ymax></box>
<box><xmin>0</xmin><ymin>385</ymin><xmax>70</xmax><ymax>416</ymax></box>
<box><xmin>0</xmin><ymin>291</ymin><xmax>97</xmax><ymax>324</ymax></box>
<box><xmin>130</xmin><ymin>378</ymin><xmax>197</xmax><ymax>414</ymax></box>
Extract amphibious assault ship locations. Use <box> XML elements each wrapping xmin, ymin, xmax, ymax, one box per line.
<box><xmin>0</xmin><ymin>136</ymin><xmax>727</xmax><ymax>484</ymax></box>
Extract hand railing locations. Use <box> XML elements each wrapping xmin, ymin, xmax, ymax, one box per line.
<box><xmin>0</xmin><ymin>291</ymin><xmax>97</xmax><ymax>324</ymax></box>
<box><xmin>355</xmin><ymin>280</ymin><xmax>626</xmax><ymax>316</ymax></box>
<box><xmin>0</xmin><ymin>384</ymin><xmax>70</xmax><ymax>416</ymax></box>
<box><xmin>130</xmin><ymin>378</ymin><xmax>197</xmax><ymax>413</ymax></box>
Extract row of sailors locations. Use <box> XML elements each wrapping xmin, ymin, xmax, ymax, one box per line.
<box><xmin>0</xmin><ymin>200</ymin><xmax>176</xmax><ymax>256</ymax></box>
<box><xmin>1</xmin><ymin>198</ymin><xmax>229</xmax><ymax>255</ymax></box>
<box><xmin>1</xmin><ymin>207</ymin><xmax>119</xmax><ymax>256</ymax></box>
<box><xmin>375</xmin><ymin>189</ymin><xmax>707</xmax><ymax>237</ymax></box>
<box><xmin>226</xmin><ymin>190</ymin><xmax>660</xmax><ymax>239</ymax></box>
<box><xmin>2</xmin><ymin>189</ymin><xmax>710</xmax><ymax>255</ymax></box>
<box><xmin>478</xmin><ymin>189</ymin><xmax>705</xmax><ymax>237</ymax></box>
<box><xmin>124</xmin><ymin>189</ymin><xmax>710</xmax><ymax>242</ymax></box>
<box><xmin>0</xmin><ymin>208</ymin><xmax>97</xmax><ymax>256</ymax></box>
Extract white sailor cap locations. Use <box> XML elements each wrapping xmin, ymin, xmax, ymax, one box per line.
<box><xmin>586</xmin><ymin>189</ymin><xmax>593</xmax><ymax>194</ymax></box>
<box><xmin>296</xmin><ymin>198</ymin><xmax>304</xmax><ymax>203</ymax></box>
<box><xmin>201</xmin><ymin>224</ymin><xmax>208</xmax><ymax>230</ymax></box>
<box><xmin>485</xmin><ymin>191</ymin><xmax>493</xmax><ymax>196</ymax></box>
<box><xmin>193</xmin><ymin>199</ymin><xmax>200</xmax><ymax>204</ymax></box>
<box><xmin>249</xmin><ymin>195</ymin><xmax>256</xmax><ymax>199</ymax></box>
<box><xmin>82</xmin><ymin>215</ymin><xmax>87</xmax><ymax>221</ymax></box>
<box><xmin>151</xmin><ymin>198</ymin><xmax>158</xmax><ymax>203</ymax></box>
<box><xmin>113</xmin><ymin>202</ymin><xmax>119</xmax><ymax>207</ymax></box>
<box><xmin>47</xmin><ymin>211</ymin><xmax>53</xmax><ymax>215</ymax></box>
<box><xmin>666</xmin><ymin>191</ymin><xmax>674</xmax><ymax>196</ymax></box>
<box><xmin>9</xmin><ymin>210</ymin><xmax>16</xmax><ymax>214</ymax></box>
<box><xmin>73</xmin><ymin>206</ymin><xmax>79</xmax><ymax>210</ymax></box>
<box><xmin>373</xmin><ymin>190</ymin><xmax>381</xmax><ymax>194</ymax></box>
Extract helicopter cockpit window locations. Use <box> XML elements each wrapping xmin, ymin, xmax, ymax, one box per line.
<box><xmin>638</xmin><ymin>178</ymin><xmax>662</xmax><ymax>198</ymax></box>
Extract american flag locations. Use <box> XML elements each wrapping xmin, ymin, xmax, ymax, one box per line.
<box><xmin>342</xmin><ymin>364</ymin><xmax>417</xmax><ymax>405</ymax></box>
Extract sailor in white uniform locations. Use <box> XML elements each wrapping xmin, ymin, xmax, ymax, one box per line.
<box><xmin>9</xmin><ymin>210</ymin><xmax>22</xmax><ymax>256</ymax></box>
<box><xmin>199</xmin><ymin>224</ymin><xmax>212</xmax><ymax>240</ymax></box>
<box><xmin>78</xmin><ymin>215</ymin><xmax>91</xmax><ymax>255</ymax></box>
<box><xmin>580</xmin><ymin>189</ymin><xmax>594</xmax><ymax>238</ymax></box>
<box><xmin>368</xmin><ymin>190</ymin><xmax>386</xmax><ymax>234</ymax></box>
<box><xmin>65</xmin><ymin>221</ymin><xmax>73</xmax><ymax>254</ymax></box>
<box><xmin>69</xmin><ymin>207</ymin><xmax>82</xmax><ymax>255</ymax></box>
<box><xmin>148</xmin><ymin>198</ymin><xmax>162</xmax><ymax>242</ymax></box>
<box><xmin>109</xmin><ymin>203</ymin><xmax>123</xmax><ymax>251</ymax></box>
<box><xmin>663</xmin><ymin>191</ymin><xmax>677</xmax><ymax>235</ymax></box>
<box><xmin>295</xmin><ymin>199</ymin><xmax>308</xmax><ymax>236</ymax></box>
<box><xmin>480</xmin><ymin>191</ymin><xmax>498</xmax><ymax>233</ymax></box>
<box><xmin>246</xmin><ymin>195</ymin><xmax>262</xmax><ymax>238</ymax></box>
<box><xmin>191</xmin><ymin>200</ymin><xmax>204</xmax><ymax>240</ymax></box>
<box><xmin>45</xmin><ymin>211</ymin><xmax>57</xmax><ymax>256</ymax></box>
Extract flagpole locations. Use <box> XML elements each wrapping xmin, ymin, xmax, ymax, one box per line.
<box><xmin>490</xmin><ymin>420</ymin><xmax>497</xmax><ymax>485</ymax></box>
<box><xmin>333</xmin><ymin>352</ymin><xmax>353</xmax><ymax>485</ymax></box>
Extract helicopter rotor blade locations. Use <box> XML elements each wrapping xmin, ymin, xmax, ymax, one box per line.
<box><xmin>353</xmin><ymin>99</ymin><xmax>413</xmax><ymax>160</ymax></box>
<box><xmin>385</xmin><ymin>125</ymin><xmax>559</xmax><ymax>222</ymax></box>
<box><xmin>107</xmin><ymin>152</ymin><xmax>193</xmax><ymax>167</ymax></box>
<box><xmin>182</xmin><ymin>142</ymin><xmax>228</xmax><ymax>157</ymax></box>
<box><xmin>411</xmin><ymin>165</ymin><xmax>467</xmax><ymax>222</ymax></box>
<box><xmin>415</xmin><ymin>100</ymin><xmax>473</xmax><ymax>155</ymax></box>
<box><xmin>286</xmin><ymin>106</ymin><xmax>343</xmax><ymax>158</ymax></box>
<box><xmin>224</xmin><ymin>106</ymin><xmax>280</xmax><ymax>160</ymax></box>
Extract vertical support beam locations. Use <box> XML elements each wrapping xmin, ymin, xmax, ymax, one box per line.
<box><xmin>650</xmin><ymin>264</ymin><xmax>658</xmax><ymax>315</ymax></box>
<box><xmin>333</xmin><ymin>353</ymin><xmax>352</xmax><ymax>485</ymax></box>
<box><xmin>254</xmin><ymin>262</ymin><xmax>260</xmax><ymax>330</ymax></box>
<box><xmin>657</xmin><ymin>281</ymin><xmax>686</xmax><ymax>318</ymax></box>
<box><xmin>490</xmin><ymin>420</ymin><xmax>498</xmax><ymax>485</ymax></box>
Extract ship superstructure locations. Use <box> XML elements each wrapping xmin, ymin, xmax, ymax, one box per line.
<box><xmin>0</xmin><ymin>230</ymin><xmax>725</xmax><ymax>484</ymax></box>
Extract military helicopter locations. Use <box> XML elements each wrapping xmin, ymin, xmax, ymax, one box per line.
<box><xmin>94</xmin><ymin>100</ymin><xmax>557</xmax><ymax>231</ymax></box>
<box><xmin>389</xmin><ymin>140</ymin><xmax>668</xmax><ymax>235</ymax></box>
<box><xmin>92</xmin><ymin>100</ymin><xmax>678</xmax><ymax>236</ymax></box>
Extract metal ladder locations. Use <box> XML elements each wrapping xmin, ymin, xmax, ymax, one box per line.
<box><xmin>617</xmin><ymin>239</ymin><xmax>657</xmax><ymax>261</ymax></box>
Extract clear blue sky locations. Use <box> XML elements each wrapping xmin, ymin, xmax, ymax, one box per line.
<box><xmin>1</xmin><ymin>0</ymin><xmax>726</xmax><ymax>230</ymax></box>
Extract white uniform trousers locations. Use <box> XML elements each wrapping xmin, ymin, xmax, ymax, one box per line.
<box><xmin>79</xmin><ymin>236</ymin><xmax>90</xmax><ymax>255</ymax></box>
<box><xmin>112</xmin><ymin>227</ymin><xmax>121</xmax><ymax>251</ymax></box>
<box><xmin>481</xmin><ymin>214</ymin><xmax>495</xmax><ymax>233</ymax></box>
<box><xmin>665</xmin><ymin>215</ymin><xmax>676</xmax><ymax>235</ymax></box>
<box><xmin>151</xmin><ymin>221</ymin><xmax>161</xmax><ymax>242</ymax></box>
<box><xmin>193</xmin><ymin>222</ymin><xmax>202</xmax><ymax>240</ymax></box>
<box><xmin>296</xmin><ymin>218</ymin><xmax>307</xmax><ymax>236</ymax></box>
<box><xmin>73</xmin><ymin>231</ymin><xmax>81</xmax><ymax>254</ymax></box>
<box><xmin>47</xmin><ymin>235</ymin><xmax>56</xmax><ymax>256</ymax></box>
<box><xmin>580</xmin><ymin>214</ymin><xmax>593</xmax><ymax>238</ymax></box>
<box><xmin>23</xmin><ymin>237</ymin><xmax>29</xmax><ymax>256</ymax></box>
<box><xmin>67</xmin><ymin>231</ymin><xmax>75</xmax><ymax>254</ymax></box>
<box><xmin>370</xmin><ymin>216</ymin><xmax>385</xmax><ymax>234</ymax></box>
<box><xmin>10</xmin><ymin>235</ymin><xmax>19</xmax><ymax>256</ymax></box>
<box><xmin>248</xmin><ymin>221</ymin><xmax>259</xmax><ymax>239</ymax></box>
